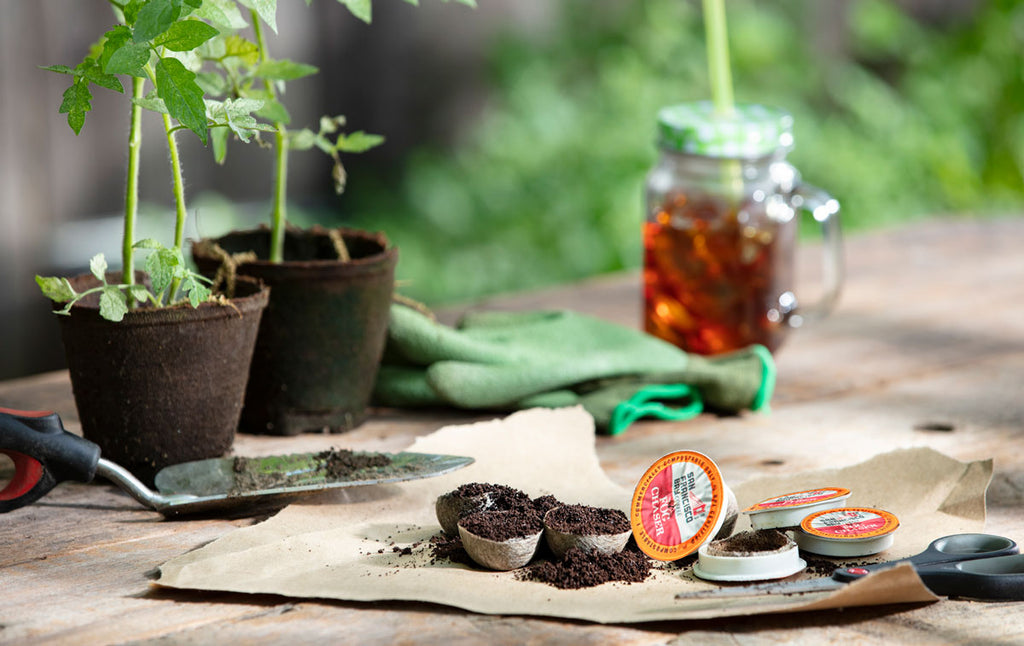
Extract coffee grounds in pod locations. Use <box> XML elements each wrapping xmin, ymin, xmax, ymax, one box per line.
<box><xmin>630</xmin><ymin>451</ymin><xmax>738</xmax><ymax>562</ymax></box>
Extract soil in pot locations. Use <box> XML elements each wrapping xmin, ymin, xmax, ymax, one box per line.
<box><xmin>57</xmin><ymin>274</ymin><xmax>269</xmax><ymax>485</ymax></box>
<box><xmin>192</xmin><ymin>226</ymin><xmax>397</xmax><ymax>436</ymax></box>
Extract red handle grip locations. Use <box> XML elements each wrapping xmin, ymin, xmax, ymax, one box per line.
<box><xmin>0</xmin><ymin>407</ymin><xmax>100</xmax><ymax>512</ymax></box>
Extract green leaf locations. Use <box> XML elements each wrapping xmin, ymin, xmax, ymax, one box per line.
<box><xmin>154</xmin><ymin>19</ymin><xmax>219</xmax><ymax>52</ymax></box>
<box><xmin>105</xmin><ymin>42</ymin><xmax>152</xmax><ymax>77</ymax></box>
<box><xmin>336</xmin><ymin>130</ymin><xmax>384</xmax><ymax>153</ymax></box>
<box><xmin>133</xmin><ymin>93</ymin><xmax>169</xmax><ymax>114</ymax></box>
<box><xmin>59</xmin><ymin>80</ymin><xmax>92</xmax><ymax>135</ymax></box>
<box><xmin>255</xmin><ymin>97</ymin><xmax>290</xmax><ymax>124</ymax></box>
<box><xmin>123</xmin><ymin>0</ymin><xmax>145</xmax><ymax>25</ymax></box>
<box><xmin>403</xmin><ymin>0</ymin><xmax>419</xmax><ymax>5</ymax></box>
<box><xmin>212</xmin><ymin>125</ymin><xmax>229</xmax><ymax>164</ymax></box>
<box><xmin>195</xmin><ymin>70</ymin><xmax>229</xmax><ymax>95</ymax></box>
<box><xmin>40</xmin><ymin>64</ymin><xmax>75</xmax><ymax>75</ymax></box>
<box><xmin>193</xmin><ymin>0</ymin><xmax>248</xmax><ymax>29</ymax></box>
<box><xmin>338</xmin><ymin>0</ymin><xmax>372</xmax><ymax>24</ymax></box>
<box><xmin>253</xmin><ymin>59</ymin><xmax>318</xmax><ymax>81</ymax></box>
<box><xmin>128</xmin><ymin>284</ymin><xmax>151</xmax><ymax>302</ymax></box>
<box><xmin>181</xmin><ymin>274</ymin><xmax>211</xmax><ymax>307</ymax></box>
<box><xmin>89</xmin><ymin>254</ymin><xmax>108</xmax><ymax>281</ymax></box>
<box><xmin>134</xmin><ymin>0</ymin><xmax>178</xmax><ymax>42</ymax></box>
<box><xmin>238</xmin><ymin>0</ymin><xmax>278</xmax><ymax>33</ymax></box>
<box><xmin>99</xmin><ymin>287</ymin><xmax>129</xmax><ymax>322</ymax></box>
<box><xmin>145</xmin><ymin>246</ymin><xmax>182</xmax><ymax>294</ymax></box>
<box><xmin>222</xmin><ymin>35</ymin><xmax>260</xmax><ymax>65</ymax></box>
<box><xmin>288</xmin><ymin>128</ymin><xmax>318</xmax><ymax>151</ymax></box>
<box><xmin>84</xmin><ymin>70</ymin><xmax>123</xmax><ymax>93</ymax></box>
<box><xmin>35</xmin><ymin>276</ymin><xmax>76</xmax><ymax>302</ymax></box>
<box><xmin>133</xmin><ymin>238</ymin><xmax>163</xmax><ymax>249</ymax></box>
<box><xmin>156</xmin><ymin>57</ymin><xmax>209</xmax><ymax>144</ymax></box>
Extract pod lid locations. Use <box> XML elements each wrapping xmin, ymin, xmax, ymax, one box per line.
<box><xmin>743</xmin><ymin>487</ymin><xmax>852</xmax><ymax>514</ymax></box>
<box><xmin>799</xmin><ymin>507</ymin><xmax>900</xmax><ymax>541</ymax></box>
<box><xmin>630</xmin><ymin>451</ymin><xmax>730</xmax><ymax>561</ymax></box>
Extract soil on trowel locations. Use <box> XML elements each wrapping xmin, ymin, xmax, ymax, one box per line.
<box><xmin>316</xmin><ymin>448</ymin><xmax>391</xmax><ymax>479</ymax></box>
<box><xmin>229</xmin><ymin>448</ymin><xmax>394</xmax><ymax>494</ymax></box>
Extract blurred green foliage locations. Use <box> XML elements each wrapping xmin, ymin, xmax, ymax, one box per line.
<box><xmin>345</xmin><ymin>0</ymin><xmax>1024</xmax><ymax>305</ymax></box>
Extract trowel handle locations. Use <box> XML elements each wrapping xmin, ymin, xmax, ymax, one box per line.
<box><xmin>0</xmin><ymin>408</ymin><xmax>100</xmax><ymax>512</ymax></box>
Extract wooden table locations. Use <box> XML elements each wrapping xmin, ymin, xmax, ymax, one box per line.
<box><xmin>3</xmin><ymin>217</ymin><xmax>1023</xmax><ymax>644</ymax></box>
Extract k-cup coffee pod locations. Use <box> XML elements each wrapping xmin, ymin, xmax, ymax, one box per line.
<box><xmin>794</xmin><ymin>507</ymin><xmax>900</xmax><ymax>557</ymax></box>
<box><xmin>743</xmin><ymin>487</ymin><xmax>852</xmax><ymax>530</ymax></box>
<box><xmin>693</xmin><ymin>529</ymin><xmax>806</xmax><ymax>582</ymax></box>
<box><xmin>631</xmin><ymin>451</ymin><xmax>738</xmax><ymax>562</ymax></box>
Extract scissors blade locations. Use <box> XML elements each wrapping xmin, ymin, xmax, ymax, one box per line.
<box><xmin>675</xmin><ymin>576</ymin><xmax>844</xmax><ymax>600</ymax></box>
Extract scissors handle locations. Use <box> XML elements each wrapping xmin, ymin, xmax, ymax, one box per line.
<box><xmin>832</xmin><ymin>533</ymin><xmax>1019</xmax><ymax>585</ymax></box>
<box><xmin>910</xmin><ymin>553</ymin><xmax>1024</xmax><ymax>600</ymax></box>
<box><xmin>0</xmin><ymin>408</ymin><xmax>100</xmax><ymax>512</ymax></box>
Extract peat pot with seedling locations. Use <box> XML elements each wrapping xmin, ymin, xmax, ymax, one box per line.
<box><xmin>191</xmin><ymin>0</ymin><xmax>472</xmax><ymax>435</ymax></box>
<box><xmin>35</xmin><ymin>0</ymin><xmax>271</xmax><ymax>483</ymax></box>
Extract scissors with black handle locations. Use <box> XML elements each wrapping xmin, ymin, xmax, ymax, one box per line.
<box><xmin>676</xmin><ymin>533</ymin><xmax>1024</xmax><ymax>600</ymax></box>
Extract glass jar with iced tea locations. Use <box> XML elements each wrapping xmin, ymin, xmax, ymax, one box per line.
<box><xmin>644</xmin><ymin>102</ymin><xmax>842</xmax><ymax>355</ymax></box>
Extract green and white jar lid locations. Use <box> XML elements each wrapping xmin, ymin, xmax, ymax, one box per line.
<box><xmin>656</xmin><ymin>101</ymin><xmax>794</xmax><ymax>158</ymax></box>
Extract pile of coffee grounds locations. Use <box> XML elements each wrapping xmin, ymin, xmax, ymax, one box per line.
<box><xmin>519</xmin><ymin>545</ymin><xmax>653</xmax><ymax>589</ymax></box>
<box><xmin>460</xmin><ymin>510</ymin><xmax>543</xmax><ymax>541</ymax></box>
<box><xmin>428</xmin><ymin>483</ymin><xmax>653</xmax><ymax>588</ymax></box>
<box><xmin>705</xmin><ymin>529</ymin><xmax>791</xmax><ymax>557</ymax></box>
<box><xmin>545</xmin><ymin>504</ymin><xmax>630</xmax><ymax>535</ymax></box>
<box><xmin>429</xmin><ymin>533</ymin><xmax>474</xmax><ymax>566</ymax></box>
<box><xmin>316</xmin><ymin>448</ymin><xmax>391</xmax><ymax>479</ymax></box>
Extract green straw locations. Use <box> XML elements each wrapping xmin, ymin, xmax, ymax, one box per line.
<box><xmin>702</xmin><ymin>0</ymin><xmax>735</xmax><ymax>117</ymax></box>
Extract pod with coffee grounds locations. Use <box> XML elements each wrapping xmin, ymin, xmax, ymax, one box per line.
<box><xmin>458</xmin><ymin>510</ymin><xmax>543</xmax><ymax>571</ymax></box>
<box><xmin>543</xmin><ymin>504</ymin><xmax>633</xmax><ymax>559</ymax></box>
<box><xmin>693</xmin><ymin>529</ymin><xmax>805</xmax><ymax>582</ymax></box>
<box><xmin>435</xmin><ymin>482</ymin><xmax>533</xmax><ymax>535</ymax></box>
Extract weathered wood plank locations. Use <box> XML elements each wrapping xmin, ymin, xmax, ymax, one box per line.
<box><xmin>2</xmin><ymin>217</ymin><xmax>1024</xmax><ymax>645</ymax></box>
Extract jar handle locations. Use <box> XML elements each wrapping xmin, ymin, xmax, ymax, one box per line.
<box><xmin>789</xmin><ymin>183</ymin><xmax>843</xmax><ymax>324</ymax></box>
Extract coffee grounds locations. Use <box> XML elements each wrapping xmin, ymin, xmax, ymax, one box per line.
<box><xmin>450</xmin><ymin>483</ymin><xmax>535</xmax><ymax>513</ymax></box>
<box><xmin>519</xmin><ymin>545</ymin><xmax>653</xmax><ymax>589</ymax></box>
<box><xmin>802</xmin><ymin>554</ymin><xmax>876</xmax><ymax>576</ymax></box>
<box><xmin>532</xmin><ymin>494</ymin><xmax>564</xmax><ymax>517</ymax></box>
<box><xmin>705</xmin><ymin>529</ymin><xmax>791</xmax><ymax>556</ymax></box>
<box><xmin>429</xmin><ymin>533</ymin><xmax>474</xmax><ymax>566</ymax></box>
<box><xmin>545</xmin><ymin>504</ymin><xmax>630</xmax><ymax>535</ymax></box>
<box><xmin>459</xmin><ymin>510</ymin><xmax>543</xmax><ymax>541</ymax></box>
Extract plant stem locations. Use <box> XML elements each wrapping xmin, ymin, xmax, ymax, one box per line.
<box><xmin>123</xmin><ymin>76</ymin><xmax>144</xmax><ymax>288</ymax></box>
<box><xmin>163</xmin><ymin>111</ymin><xmax>188</xmax><ymax>302</ymax></box>
<box><xmin>703</xmin><ymin>0</ymin><xmax>734</xmax><ymax>117</ymax></box>
<box><xmin>271</xmin><ymin>124</ymin><xmax>288</xmax><ymax>262</ymax></box>
<box><xmin>252</xmin><ymin>9</ymin><xmax>289</xmax><ymax>263</ymax></box>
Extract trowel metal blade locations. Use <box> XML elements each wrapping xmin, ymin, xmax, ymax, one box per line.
<box><xmin>149</xmin><ymin>451</ymin><xmax>473</xmax><ymax>516</ymax></box>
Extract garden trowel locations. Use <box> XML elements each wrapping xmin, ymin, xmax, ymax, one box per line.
<box><xmin>0</xmin><ymin>407</ymin><xmax>473</xmax><ymax>517</ymax></box>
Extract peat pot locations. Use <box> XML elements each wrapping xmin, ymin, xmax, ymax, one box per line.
<box><xmin>192</xmin><ymin>227</ymin><xmax>397</xmax><ymax>436</ymax></box>
<box><xmin>57</xmin><ymin>275</ymin><xmax>269</xmax><ymax>485</ymax></box>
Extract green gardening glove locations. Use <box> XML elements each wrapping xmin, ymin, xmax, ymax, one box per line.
<box><xmin>373</xmin><ymin>304</ymin><xmax>775</xmax><ymax>434</ymax></box>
